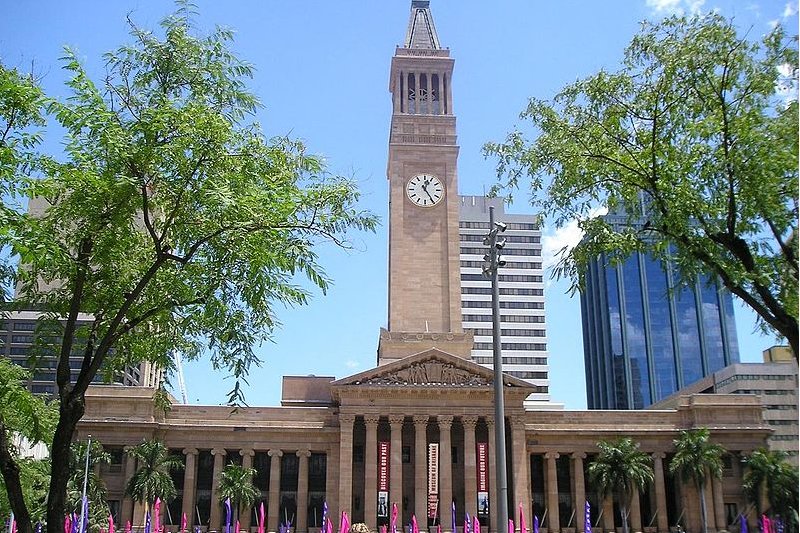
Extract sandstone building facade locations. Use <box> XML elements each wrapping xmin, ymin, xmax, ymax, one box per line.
<box><xmin>79</xmin><ymin>3</ymin><xmax>772</xmax><ymax>533</ymax></box>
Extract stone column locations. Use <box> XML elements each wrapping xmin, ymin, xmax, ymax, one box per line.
<box><xmin>414</xmin><ymin>415</ymin><xmax>430</xmax><ymax>532</ymax></box>
<box><xmin>437</xmin><ymin>72</ymin><xmax>445</xmax><ymax>115</ymax></box>
<box><xmin>572</xmin><ymin>453</ymin><xmax>586</xmax><ymax>533</ymax></box>
<box><xmin>486</xmin><ymin>420</ymin><xmax>497</xmax><ymax>533</ymax></box>
<box><xmin>652</xmin><ymin>453</ymin><xmax>668</xmax><ymax>533</ymax></box>
<box><xmin>463</xmin><ymin>416</ymin><xmax>479</xmax><ymax>519</ymax></box>
<box><xmin>513</xmin><ymin>419</ymin><xmax>531</xmax><ymax>533</ymax></box>
<box><xmin>365</xmin><ymin>415</ymin><xmax>380</xmax><ymax>531</ymax></box>
<box><xmin>445</xmin><ymin>73</ymin><xmax>453</xmax><ymax>115</ymax></box>
<box><xmin>182</xmin><ymin>449</ymin><xmax>199</xmax><ymax>529</ymax></box>
<box><xmin>630</xmin><ymin>485</ymin><xmax>642</xmax><ymax>532</ymax></box>
<box><xmin>122</xmin><ymin>446</ymin><xmax>136</xmax><ymax>524</ymax></box>
<box><xmin>210</xmin><ymin>448</ymin><xmax>228</xmax><ymax>531</ymax></box>
<box><xmin>389</xmin><ymin>415</ymin><xmax>405</xmax><ymax>517</ymax></box>
<box><xmin>602</xmin><ymin>495</ymin><xmax>614</xmax><ymax>533</ymax></box>
<box><xmin>712</xmin><ymin>475</ymin><xmax>725</xmax><ymax>531</ymax></box>
<box><xmin>297</xmin><ymin>450</ymin><xmax>312</xmax><ymax>533</ymax></box>
<box><xmin>237</xmin><ymin>449</ymin><xmax>255</xmax><ymax>531</ymax></box>
<box><xmin>545</xmin><ymin>452</ymin><xmax>560</xmax><ymax>533</ymax></box>
<box><xmin>339</xmin><ymin>415</ymin><xmax>356</xmax><ymax>519</ymax></box>
<box><xmin>268</xmin><ymin>450</ymin><xmax>283</xmax><ymax>532</ymax></box>
<box><xmin>438</xmin><ymin>416</ymin><xmax>454</xmax><ymax>533</ymax></box>
<box><xmin>393</xmin><ymin>72</ymin><xmax>401</xmax><ymax>113</ymax></box>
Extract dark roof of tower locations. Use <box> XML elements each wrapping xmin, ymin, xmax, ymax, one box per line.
<box><xmin>404</xmin><ymin>1</ymin><xmax>441</xmax><ymax>50</ymax></box>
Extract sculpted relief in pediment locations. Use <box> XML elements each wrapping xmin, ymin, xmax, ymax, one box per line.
<box><xmin>364</xmin><ymin>361</ymin><xmax>492</xmax><ymax>387</ymax></box>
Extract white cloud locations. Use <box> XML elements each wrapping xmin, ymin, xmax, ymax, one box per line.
<box><xmin>344</xmin><ymin>359</ymin><xmax>360</xmax><ymax>369</ymax></box>
<box><xmin>646</xmin><ymin>0</ymin><xmax>706</xmax><ymax>15</ymax></box>
<box><xmin>541</xmin><ymin>206</ymin><xmax>608</xmax><ymax>272</ymax></box>
<box><xmin>768</xmin><ymin>18</ymin><xmax>781</xmax><ymax>28</ymax></box>
<box><xmin>783</xmin><ymin>2</ymin><xmax>798</xmax><ymax>18</ymax></box>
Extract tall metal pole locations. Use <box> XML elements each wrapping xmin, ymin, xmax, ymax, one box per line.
<box><xmin>489</xmin><ymin>206</ymin><xmax>509</xmax><ymax>533</ymax></box>
<box><xmin>78</xmin><ymin>435</ymin><xmax>92</xmax><ymax>533</ymax></box>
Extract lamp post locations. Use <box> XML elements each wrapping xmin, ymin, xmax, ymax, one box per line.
<box><xmin>482</xmin><ymin>205</ymin><xmax>508</xmax><ymax>533</ymax></box>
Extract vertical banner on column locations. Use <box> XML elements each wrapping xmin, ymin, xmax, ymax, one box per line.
<box><xmin>476</xmin><ymin>442</ymin><xmax>489</xmax><ymax>518</ymax></box>
<box><xmin>427</xmin><ymin>443</ymin><xmax>439</xmax><ymax>520</ymax></box>
<box><xmin>378</xmin><ymin>441</ymin><xmax>390</xmax><ymax>518</ymax></box>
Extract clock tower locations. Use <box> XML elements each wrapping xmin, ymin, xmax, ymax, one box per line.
<box><xmin>378</xmin><ymin>0</ymin><xmax>473</xmax><ymax>364</ymax></box>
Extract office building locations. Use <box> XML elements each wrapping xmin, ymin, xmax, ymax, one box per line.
<box><xmin>459</xmin><ymin>196</ymin><xmax>550</xmax><ymax>403</ymax></box>
<box><xmin>651</xmin><ymin>348</ymin><xmax>798</xmax><ymax>465</ymax></box>
<box><xmin>581</xmin><ymin>211</ymin><xmax>740</xmax><ymax>409</ymax></box>
<box><xmin>2</xmin><ymin>309</ymin><xmax>161</xmax><ymax>395</ymax></box>
<box><xmin>78</xmin><ymin>4</ymin><xmax>769</xmax><ymax>533</ymax></box>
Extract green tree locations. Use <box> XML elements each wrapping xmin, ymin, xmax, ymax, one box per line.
<box><xmin>66</xmin><ymin>440</ymin><xmax>112</xmax><ymax>532</ymax></box>
<box><xmin>669</xmin><ymin>428</ymin><xmax>725</xmax><ymax>533</ymax></box>
<box><xmin>742</xmin><ymin>448</ymin><xmax>799</xmax><ymax>528</ymax></box>
<box><xmin>125</xmin><ymin>440</ymin><xmax>183</xmax><ymax>513</ymax></box>
<box><xmin>0</xmin><ymin>5</ymin><xmax>376</xmax><ymax>533</ymax></box>
<box><xmin>484</xmin><ymin>13</ymin><xmax>799</xmax><ymax>356</ymax></box>
<box><xmin>217</xmin><ymin>463</ymin><xmax>259</xmax><ymax>521</ymax></box>
<box><xmin>0</xmin><ymin>357</ymin><xmax>56</xmax><ymax>528</ymax></box>
<box><xmin>588</xmin><ymin>437</ymin><xmax>654</xmax><ymax>533</ymax></box>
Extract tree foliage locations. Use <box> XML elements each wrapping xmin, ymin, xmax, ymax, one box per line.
<box><xmin>66</xmin><ymin>440</ymin><xmax>112</xmax><ymax>532</ymax></box>
<box><xmin>125</xmin><ymin>440</ymin><xmax>183</xmax><ymax>509</ymax></box>
<box><xmin>0</xmin><ymin>4</ymin><xmax>377</xmax><ymax>533</ymax></box>
<box><xmin>668</xmin><ymin>428</ymin><xmax>725</xmax><ymax>533</ymax></box>
<box><xmin>588</xmin><ymin>437</ymin><xmax>654</xmax><ymax>533</ymax></box>
<box><xmin>485</xmin><ymin>13</ymin><xmax>799</xmax><ymax>355</ymax></box>
<box><xmin>742</xmin><ymin>448</ymin><xmax>798</xmax><ymax>528</ymax></box>
<box><xmin>217</xmin><ymin>463</ymin><xmax>259</xmax><ymax>520</ymax></box>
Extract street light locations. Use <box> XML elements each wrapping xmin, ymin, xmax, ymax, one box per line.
<box><xmin>482</xmin><ymin>206</ymin><xmax>508</xmax><ymax>533</ymax></box>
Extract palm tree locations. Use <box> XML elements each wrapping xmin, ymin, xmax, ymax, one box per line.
<box><xmin>742</xmin><ymin>448</ymin><xmax>798</xmax><ymax>530</ymax></box>
<box><xmin>125</xmin><ymin>440</ymin><xmax>184</xmax><ymax>514</ymax></box>
<box><xmin>669</xmin><ymin>428</ymin><xmax>725</xmax><ymax>533</ymax></box>
<box><xmin>588</xmin><ymin>437</ymin><xmax>654</xmax><ymax>533</ymax></box>
<box><xmin>217</xmin><ymin>463</ymin><xmax>259</xmax><ymax>521</ymax></box>
<box><xmin>67</xmin><ymin>441</ymin><xmax>111</xmax><ymax>532</ymax></box>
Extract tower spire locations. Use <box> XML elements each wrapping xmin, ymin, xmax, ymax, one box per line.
<box><xmin>404</xmin><ymin>0</ymin><xmax>441</xmax><ymax>49</ymax></box>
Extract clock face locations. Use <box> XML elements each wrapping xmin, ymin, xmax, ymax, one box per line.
<box><xmin>406</xmin><ymin>174</ymin><xmax>444</xmax><ymax>207</ymax></box>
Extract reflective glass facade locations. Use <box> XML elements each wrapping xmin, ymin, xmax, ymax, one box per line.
<box><xmin>581</xmin><ymin>251</ymin><xmax>740</xmax><ymax>409</ymax></box>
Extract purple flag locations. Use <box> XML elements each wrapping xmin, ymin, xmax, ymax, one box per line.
<box><xmin>72</xmin><ymin>513</ymin><xmax>79</xmax><ymax>533</ymax></box>
<box><xmin>451</xmin><ymin>502</ymin><xmax>456</xmax><ymax>533</ymax></box>
<box><xmin>36</xmin><ymin>523</ymin><xmax>43</xmax><ymax>533</ymax></box>
<box><xmin>225</xmin><ymin>498</ymin><xmax>232</xmax><ymax>533</ymax></box>
<box><xmin>740</xmin><ymin>515</ymin><xmax>748</xmax><ymax>533</ymax></box>
<box><xmin>82</xmin><ymin>496</ymin><xmax>90</xmax><ymax>533</ymax></box>
<box><xmin>533</xmin><ymin>515</ymin><xmax>539</xmax><ymax>533</ymax></box>
<box><xmin>145</xmin><ymin>512</ymin><xmax>151</xmax><ymax>533</ymax></box>
<box><xmin>465</xmin><ymin>512</ymin><xmax>471</xmax><ymax>533</ymax></box>
<box><xmin>322</xmin><ymin>501</ymin><xmax>328</xmax><ymax>532</ymax></box>
<box><xmin>584</xmin><ymin>501</ymin><xmax>591</xmax><ymax>533</ymax></box>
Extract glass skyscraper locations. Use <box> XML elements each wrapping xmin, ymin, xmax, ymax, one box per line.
<box><xmin>581</xmin><ymin>246</ymin><xmax>740</xmax><ymax>410</ymax></box>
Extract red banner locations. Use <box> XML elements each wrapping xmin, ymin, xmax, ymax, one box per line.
<box><xmin>476</xmin><ymin>442</ymin><xmax>489</xmax><ymax>517</ymax></box>
<box><xmin>378</xmin><ymin>441</ymin><xmax>390</xmax><ymax>491</ymax></box>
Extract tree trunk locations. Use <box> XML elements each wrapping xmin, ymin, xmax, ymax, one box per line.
<box><xmin>0</xmin><ymin>417</ymin><xmax>33</xmax><ymax>533</ymax></box>
<box><xmin>699</xmin><ymin>483</ymin><xmax>708</xmax><ymax>533</ymax></box>
<box><xmin>46</xmin><ymin>397</ymin><xmax>85</xmax><ymax>533</ymax></box>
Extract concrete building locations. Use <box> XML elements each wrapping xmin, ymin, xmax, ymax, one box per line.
<box><xmin>80</xmin><ymin>4</ymin><xmax>772</xmax><ymax>533</ymax></box>
<box><xmin>1</xmin><ymin>309</ymin><xmax>161</xmax><ymax>395</ymax></box>
<box><xmin>651</xmin><ymin>348</ymin><xmax>798</xmax><ymax>465</ymax></box>
<box><xmin>459</xmin><ymin>196</ymin><xmax>550</xmax><ymax>404</ymax></box>
<box><xmin>581</xmin><ymin>211</ymin><xmax>740</xmax><ymax>409</ymax></box>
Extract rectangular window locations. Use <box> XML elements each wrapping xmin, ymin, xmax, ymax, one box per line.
<box><xmin>353</xmin><ymin>445</ymin><xmax>364</xmax><ymax>464</ymax></box>
<box><xmin>402</xmin><ymin>446</ymin><xmax>411</xmax><ymax>464</ymax></box>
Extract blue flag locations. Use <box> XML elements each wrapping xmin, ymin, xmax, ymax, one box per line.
<box><xmin>35</xmin><ymin>523</ymin><xmax>42</xmax><ymax>533</ymax></box>
<box><xmin>584</xmin><ymin>501</ymin><xmax>591</xmax><ymax>533</ymax></box>
<box><xmin>145</xmin><ymin>512</ymin><xmax>151</xmax><ymax>533</ymax></box>
<box><xmin>322</xmin><ymin>501</ymin><xmax>328</xmax><ymax>531</ymax></box>
<box><xmin>451</xmin><ymin>502</ymin><xmax>456</xmax><ymax>532</ymax></box>
<box><xmin>82</xmin><ymin>495</ymin><xmax>89</xmax><ymax>533</ymax></box>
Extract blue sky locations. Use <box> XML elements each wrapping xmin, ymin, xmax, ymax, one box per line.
<box><xmin>1</xmin><ymin>0</ymin><xmax>796</xmax><ymax>409</ymax></box>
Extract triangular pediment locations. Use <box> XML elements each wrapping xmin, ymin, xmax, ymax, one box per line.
<box><xmin>331</xmin><ymin>348</ymin><xmax>533</xmax><ymax>390</ymax></box>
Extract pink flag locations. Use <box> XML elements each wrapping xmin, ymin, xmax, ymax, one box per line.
<box><xmin>259</xmin><ymin>503</ymin><xmax>266</xmax><ymax>533</ymax></box>
<box><xmin>381</xmin><ymin>527</ymin><xmax>387</xmax><ymax>533</ymax></box>
<box><xmin>519</xmin><ymin>504</ymin><xmax>527</xmax><ymax>533</ymax></box>
<box><xmin>473</xmin><ymin>515</ymin><xmax>481</xmax><ymax>533</ymax></box>
<box><xmin>340</xmin><ymin>512</ymin><xmax>350</xmax><ymax>533</ymax></box>
<box><xmin>235</xmin><ymin>520</ymin><xmax>240</xmax><ymax>533</ymax></box>
<box><xmin>437</xmin><ymin>525</ymin><xmax>442</xmax><ymax>533</ymax></box>
<box><xmin>11</xmin><ymin>520</ymin><xmax>17</xmax><ymax>533</ymax></box>
<box><xmin>391</xmin><ymin>503</ymin><xmax>398</xmax><ymax>533</ymax></box>
<box><xmin>509</xmin><ymin>519</ymin><xmax>515</xmax><ymax>533</ymax></box>
<box><xmin>181</xmin><ymin>512</ymin><xmax>187</xmax><ymax>533</ymax></box>
<box><xmin>125</xmin><ymin>521</ymin><xmax>131</xmax><ymax>533</ymax></box>
<box><xmin>65</xmin><ymin>516</ymin><xmax>72</xmax><ymax>533</ymax></box>
<box><xmin>154</xmin><ymin>499</ymin><xmax>161</xmax><ymax>533</ymax></box>
<box><xmin>412</xmin><ymin>515</ymin><xmax>419</xmax><ymax>533</ymax></box>
<box><xmin>327</xmin><ymin>517</ymin><xmax>334</xmax><ymax>533</ymax></box>
<box><xmin>109</xmin><ymin>514</ymin><xmax>116</xmax><ymax>533</ymax></box>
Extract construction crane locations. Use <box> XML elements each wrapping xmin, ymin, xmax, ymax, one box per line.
<box><xmin>173</xmin><ymin>351</ymin><xmax>189</xmax><ymax>404</ymax></box>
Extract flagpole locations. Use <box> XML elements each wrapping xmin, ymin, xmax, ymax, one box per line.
<box><xmin>79</xmin><ymin>436</ymin><xmax>93</xmax><ymax>533</ymax></box>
